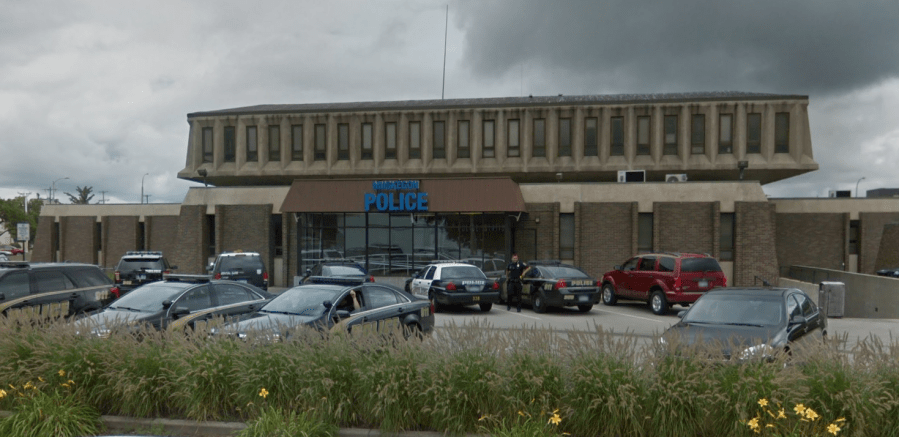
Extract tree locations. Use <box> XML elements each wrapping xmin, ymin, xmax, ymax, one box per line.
<box><xmin>65</xmin><ymin>186</ymin><xmax>95</xmax><ymax>204</ymax></box>
<box><xmin>0</xmin><ymin>195</ymin><xmax>42</xmax><ymax>245</ymax></box>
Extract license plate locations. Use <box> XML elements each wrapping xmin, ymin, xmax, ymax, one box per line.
<box><xmin>123</xmin><ymin>280</ymin><xmax>132</xmax><ymax>285</ymax></box>
<box><xmin>472</xmin><ymin>296</ymin><xmax>479</xmax><ymax>302</ymax></box>
<box><xmin>564</xmin><ymin>294</ymin><xmax>575</xmax><ymax>300</ymax></box>
<box><xmin>698</xmin><ymin>280</ymin><xmax>709</xmax><ymax>288</ymax></box>
<box><xmin>238</xmin><ymin>279</ymin><xmax>248</xmax><ymax>284</ymax></box>
<box><xmin>137</xmin><ymin>275</ymin><xmax>146</xmax><ymax>280</ymax></box>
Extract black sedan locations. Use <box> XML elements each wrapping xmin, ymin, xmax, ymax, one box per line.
<box><xmin>219</xmin><ymin>282</ymin><xmax>435</xmax><ymax>339</ymax></box>
<box><xmin>660</xmin><ymin>287</ymin><xmax>827</xmax><ymax>361</ymax></box>
<box><xmin>503</xmin><ymin>261</ymin><xmax>601</xmax><ymax>313</ymax></box>
<box><xmin>876</xmin><ymin>268</ymin><xmax>899</xmax><ymax>278</ymax></box>
<box><xmin>301</xmin><ymin>259</ymin><xmax>374</xmax><ymax>285</ymax></box>
<box><xmin>81</xmin><ymin>275</ymin><xmax>273</xmax><ymax>336</ymax></box>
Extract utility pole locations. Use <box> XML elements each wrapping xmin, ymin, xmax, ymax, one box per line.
<box><xmin>17</xmin><ymin>192</ymin><xmax>31</xmax><ymax>213</ymax></box>
<box><xmin>100</xmin><ymin>191</ymin><xmax>107</xmax><ymax>204</ymax></box>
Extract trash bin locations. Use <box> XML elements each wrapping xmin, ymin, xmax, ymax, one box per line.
<box><xmin>818</xmin><ymin>281</ymin><xmax>845</xmax><ymax>318</ymax></box>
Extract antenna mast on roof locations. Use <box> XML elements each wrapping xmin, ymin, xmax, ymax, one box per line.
<box><xmin>441</xmin><ymin>4</ymin><xmax>448</xmax><ymax>100</ymax></box>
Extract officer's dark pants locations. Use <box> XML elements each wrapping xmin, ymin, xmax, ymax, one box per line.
<box><xmin>507</xmin><ymin>280</ymin><xmax>522</xmax><ymax>310</ymax></box>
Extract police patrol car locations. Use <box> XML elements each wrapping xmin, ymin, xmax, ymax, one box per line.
<box><xmin>408</xmin><ymin>262</ymin><xmax>500</xmax><ymax>312</ymax></box>
<box><xmin>507</xmin><ymin>260</ymin><xmax>601</xmax><ymax>313</ymax></box>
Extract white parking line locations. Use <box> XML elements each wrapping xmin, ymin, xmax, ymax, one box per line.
<box><xmin>592</xmin><ymin>308</ymin><xmax>668</xmax><ymax>324</ymax></box>
<box><xmin>513</xmin><ymin>312</ymin><xmax>542</xmax><ymax>321</ymax></box>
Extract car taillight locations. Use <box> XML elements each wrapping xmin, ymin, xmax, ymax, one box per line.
<box><xmin>553</xmin><ymin>280</ymin><xmax>567</xmax><ymax>290</ymax></box>
<box><xmin>114</xmin><ymin>271</ymin><xmax>120</xmax><ymax>282</ymax></box>
<box><xmin>722</xmin><ymin>276</ymin><xmax>727</xmax><ymax>287</ymax></box>
<box><xmin>446</xmin><ymin>282</ymin><xmax>456</xmax><ymax>291</ymax></box>
<box><xmin>674</xmin><ymin>276</ymin><xmax>681</xmax><ymax>292</ymax></box>
<box><xmin>368</xmin><ymin>275</ymin><xmax>375</xmax><ymax>282</ymax></box>
<box><xmin>164</xmin><ymin>270</ymin><xmax>171</xmax><ymax>274</ymax></box>
<box><xmin>263</xmin><ymin>272</ymin><xmax>269</xmax><ymax>281</ymax></box>
<box><xmin>214</xmin><ymin>273</ymin><xmax>221</xmax><ymax>280</ymax></box>
<box><xmin>110</xmin><ymin>287</ymin><xmax>121</xmax><ymax>299</ymax></box>
<box><xmin>596</xmin><ymin>279</ymin><xmax>602</xmax><ymax>287</ymax></box>
<box><xmin>430</xmin><ymin>301</ymin><xmax>435</xmax><ymax>314</ymax></box>
<box><xmin>492</xmin><ymin>281</ymin><xmax>499</xmax><ymax>290</ymax></box>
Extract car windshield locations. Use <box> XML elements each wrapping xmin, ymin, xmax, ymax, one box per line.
<box><xmin>323</xmin><ymin>265</ymin><xmax>365</xmax><ymax>276</ymax></box>
<box><xmin>680</xmin><ymin>258</ymin><xmax>722</xmax><ymax>273</ymax></box>
<box><xmin>441</xmin><ymin>266</ymin><xmax>486</xmax><ymax>280</ymax></box>
<box><xmin>108</xmin><ymin>283</ymin><xmax>187</xmax><ymax>312</ymax></box>
<box><xmin>261</xmin><ymin>286</ymin><xmax>340</xmax><ymax>317</ymax></box>
<box><xmin>220</xmin><ymin>256</ymin><xmax>262</xmax><ymax>271</ymax></box>
<box><xmin>540</xmin><ymin>266</ymin><xmax>589</xmax><ymax>278</ymax></box>
<box><xmin>682</xmin><ymin>294</ymin><xmax>784</xmax><ymax>326</ymax></box>
<box><xmin>118</xmin><ymin>260</ymin><xmax>163</xmax><ymax>272</ymax></box>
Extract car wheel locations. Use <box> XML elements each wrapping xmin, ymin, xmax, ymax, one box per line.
<box><xmin>479</xmin><ymin>303</ymin><xmax>492</xmax><ymax>312</ymax></box>
<box><xmin>533</xmin><ymin>291</ymin><xmax>547</xmax><ymax>314</ymax></box>
<box><xmin>403</xmin><ymin>322</ymin><xmax>424</xmax><ymax>340</ymax></box>
<box><xmin>428</xmin><ymin>289</ymin><xmax>439</xmax><ymax>313</ymax></box>
<box><xmin>650</xmin><ymin>290</ymin><xmax>669</xmax><ymax>315</ymax></box>
<box><xmin>602</xmin><ymin>284</ymin><xmax>618</xmax><ymax>306</ymax></box>
<box><xmin>577</xmin><ymin>304</ymin><xmax>593</xmax><ymax>312</ymax></box>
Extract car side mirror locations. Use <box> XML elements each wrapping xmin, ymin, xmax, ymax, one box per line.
<box><xmin>170</xmin><ymin>265</ymin><xmax>179</xmax><ymax>270</ymax></box>
<box><xmin>206</xmin><ymin>263</ymin><xmax>213</xmax><ymax>272</ymax></box>
<box><xmin>789</xmin><ymin>314</ymin><xmax>807</xmax><ymax>326</ymax></box>
<box><xmin>171</xmin><ymin>307</ymin><xmax>190</xmax><ymax>319</ymax></box>
<box><xmin>614</xmin><ymin>265</ymin><xmax>621</xmax><ymax>270</ymax></box>
<box><xmin>677</xmin><ymin>310</ymin><xmax>686</xmax><ymax>318</ymax></box>
<box><xmin>162</xmin><ymin>300</ymin><xmax>173</xmax><ymax>309</ymax></box>
<box><xmin>323</xmin><ymin>300</ymin><xmax>333</xmax><ymax>310</ymax></box>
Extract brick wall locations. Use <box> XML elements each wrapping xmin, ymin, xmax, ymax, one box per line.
<box><xmin>31</xmin><ymin>217</ymin><xmax>56</xmax><ymax>262</ymax></box>
<box><xmin>284</xmin><ymin>212</ymin><xmax>297</xmax><ymax>287</ymax></box>
<box><xmin>515</xmin><ymin>203</ymin><xmax>558</xmax><ymax>261</ymax></box>
<box><xmin>171</xmin><ymin>205</ymin><xmax>208</xmax><ymax>274</ymax></box>
<box><xmin>60</xmin><ymin>216</ymin><xmax>97</xmax><ymax>264</ymax></box>
<box><xmin>775</xmin><ymin>212</ymin><xmax>847</xmax><ymax>271</ymax></box>
<box><xmin>655</xmin><ymin>202</ymin><xmax>718</xmax><ymax>255</ymax></box>
<box><xmin>874</xmin><ymin>223</ymin><xmax>899</xmax><ymax>272</ymax></box>
<box><xmin>575</xmin><ymin>202</ymin><xmax>636</xmax><ymax>277</ymax></box>
<box><xmin>146</xmin><ymin>216</ymin><xmax>181</xmax><ymax>262</ymax></box>
<box><xmin>216</xmin><ymin>204</ymin><xmax>272</xmax><ymax>277</ymax></box>
<box><xmin>859</xmin><ymin>213</ymin><xmax>899</xmax><ymax>274</ymax></box>
<box><xmin>102</xmin><ymin>216</ymin><xmax>138</xmax><ymax>268</ymax></box>
<box><xmin>734</xmin><ymin>202</ymin><xmax>779</xmax><ymax>287</ymax></box>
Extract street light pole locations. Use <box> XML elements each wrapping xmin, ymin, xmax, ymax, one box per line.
<box><xmin>51</xmin><ymin>177</ymin><xmax>69</xmax><ymax>203</ymax></box>
<box><xmin>141</xmin><ymin>173</ymin><xmax>149</xmax><ymax>204</ymax></box>
<box><xmin>855</xmin><ymin>177</ymin><xmax>866</xmax><ymax>198</ymax></box>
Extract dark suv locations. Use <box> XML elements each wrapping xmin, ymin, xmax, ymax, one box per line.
<box><xmin>601</xmin><ymin>252</ymin><xmax>727</xmax><ymax>315</ymax></box>
<box><xmin>208</xmin><ymin>251</ymin><xmax>268</xmax><ymax>291</ymax></box>
<box><xmin>301</xmin><ymin>259</ymin><xmax>374</xmax><ymax>285</ymax></box>
<box><xmin>0</xmin><ymin>262</ymin><xmax>117</xmax><ymax>318</ymax></box>
<box><xmin>114</xmin><ymin>251</ymin><xmax>176</xmax><ymax>293</ymax></box>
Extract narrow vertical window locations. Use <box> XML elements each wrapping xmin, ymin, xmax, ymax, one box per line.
<box><xmin>314</xmin><ymin>124</ymin><xmax>326</xmax><ymax>161</ymax></box>
<box><xmin>361</xmin><ymin>123</ymin><xmax>373</xmax><ymax>160</ymax></box>
<box><xmin>718</xmin><ymin>114</ymin><xmax>733</xmax><ymax>154</ymax></box>
<box><xmin>849</xmin><ymin>220</ymin><xmax>859</xmax><ymax>255</ymax></box>
<box><xmin>202</xmin><ymin>127</ymin><xmax>213</xmax><ymax>163</ymax></box>
<box><xmin>433</xmin><ymin>121</ymin><xmax>445</xmax><ymax>159</ymax></box>
<box><xmin>224</xmin><ymin>126</ymin><xmax>236</xmax><ymax>162</ymax></box>
<box><xmin>560</xmin><ymin>213</ymin><xmax>574</xmax><ymax>259</ymax></box>
<box><xmin>291</xmin><ymin>125</ymin><xmax>303</xmax><ymax>161</ymax></box>
<box><xmin>558</xmin><ymin>118</ymin><xmax>572</xmax><ymax>157</ymax></box>
<box><xmin>338</xmin><ymin>123</ymin><xmax>349</xmax><ymax>160</ymax></box>
<box><xmin>457</xmin><ymin>120</ymin><xmax>470</xmax><ymax>158</ymax></box>
<box><xmin>610</xmin><ymin>117</ymin><xmax>624</xmax><ymax>156</ymax></box>
<box><xmin>533</xmin><ymin>118</ymin><xmax>546</xmax><ymax>157</ymax></box>
<box><xmin>584</xmin><ymin>118</ymin><xmax>598</xmax><ymax>156</ymax></box>
<box><xmin>409</xmin><ymin>121</ymin><xmax>421</xmax><ymax>159</ymax></box>
<box><xmin>720</xmin><ymin>213</ymin><xmax>734</xmax><ymax>261</ymax></box>
<box><xmin>385</xmin><ymin>122</ymin><xmax>397</xmax><ymax>159</ymax></box>
<box><xmin>663</xmin><ymin>115</ymin><xmax>678</xmax><ymax>155</ymax></box>
<box><xmin>775</xmin><ymin>112</ymin><xmax>790</xmax><ymax>153</ymax></box>
<box><xmin>691</xmin><ymin>114</ymin><xmax>705</xmax><ymax>155</ymax></box>
<box><xmin>268</xmin><ymin>125</ymin><xmax>280</xmax><ymax>162</ymax></box>
<box><xmin>507</xmin><ymin>119</ymin><xmax>520</xmax><ymax>157</ymax></box>
<box><xmin>636</xmin><ymin>116</ymin><xmax>650</xmax><ymax>155</ymax></box>
<box><xmin>246</xmin><ymin>126</ymin><xmax>258</xmax><ymax>162</ymax></box>
<box><xmin>482</xmin><ymin>120</ymin><xmax>495</xmax><ymax>158</ymax></box>
<box><xmin>746</xmin><ymin>113</ymin><xmax>761</xmax><ymax>154</ymax></box>
<box><xmin>637</xmin><ymin>213</ymin><xmax>653</xmax><ymax>253</ymax></box>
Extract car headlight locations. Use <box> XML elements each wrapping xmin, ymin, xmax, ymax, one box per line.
<box><xmin>739</xmin><ymin>344</ymin><xmax>775</xmax><ymax>361</ymax></box>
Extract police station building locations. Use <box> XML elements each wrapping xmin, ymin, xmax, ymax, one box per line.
<box><xmin>32</xmin><ymin>92</ymin><xmax>899</xmax><ymax>290</ymax></box>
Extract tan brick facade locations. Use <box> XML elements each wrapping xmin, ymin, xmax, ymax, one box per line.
<box><xmin>859</xmin><ymin>213</ymin><xmax>899</xmax><ymax>274</ymax></box>
<box><xmin>515</xmin><ymin>203</ymin><xmax>558</xmax><ymax>262</ymax></box>
<box><xmin>32</xmin><ymin>216</ymin><xmax>56</xmax><ymax>262</ymax></box>
<box><xmin>655</xmin><ymin>202</ymin><xmax>719</xmax><ymax>256</ymax></box>
<box><xmin>776</xmin><ymin>212</ymin><xmax>848</xmax><ymax>272</ymax></box>
<box><xmin>735</xmin><ymin>202</ymin><xmax>779</xmax><ymax>287</ymax></box>
<box><xmin>171</xmin><ymin>205</ymin><xmax>209</xmax><ymax>274</ymax></box>
<box><xmin>874</xmin><ymin>223</ymin><xmax>899</xmax><ymax>271</ymax></box>
<box><xmin>216</xmin><ymin>204</ymin><xmax>273</xmax><ymax>275</ymax></box>
<box><xmin>101</xmin><ymin>216</ymin><xmax>139</xmax><ymax>268</ymax></box>
<box><xmin>575</xmin><ymin>202</ymin><xmax>637</xmax><ymax>277</ymax></box>
<box><xmin>60</xmin><ymin>216</ymin><xmax>97</xmax><ymax>264</ymax></box>
<box><xmin>146</xmin><ymin>216</ymin><xmax>181</xmax><ymax>260</ymax></box>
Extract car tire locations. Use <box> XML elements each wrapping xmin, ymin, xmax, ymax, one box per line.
<box><xmin>403</xmin><ymin>322</ymin><xmax>424</xmax><ymax>340</ymax></box>
<box><xmin>602</xmin><ymin>284</ymin><xmax>618</xmax><ymax>306</ymax></box>
<box><xmin>650</xmin><ymin>290</ymin><xmax>669</xmax><ymax>315</ymax></box>
<box><xmin>533</xmin><ymin>291</ymin><xmax>547</xmax><ymax>313</ymax></box>
<box><xmin>577</xmin><ymin>304</ymin><xmax>593</xmax><ymax>312</ymax></box>
<box><xmin>479</xmin><ymin>303</ymin><xmax>492</xmax><ymax>312</ymax></box>
<box><xmin>428</xmin><ymin>289</ymin><xmax>439</xmax><ymax>313</ymax></box>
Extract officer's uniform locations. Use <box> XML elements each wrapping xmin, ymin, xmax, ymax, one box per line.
<box><xmin>506</xmin><ymin>259</ymin><xmax>529</xmax><ymax>312</ymax></box>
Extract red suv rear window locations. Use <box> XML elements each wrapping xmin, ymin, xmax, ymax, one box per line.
<box><xmin>680</xmin><ymin>258</ymin><xmax>722</xmax><ymax>273</ymax></box>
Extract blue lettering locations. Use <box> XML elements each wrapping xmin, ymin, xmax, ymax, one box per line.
<box><xmin>376</xmin><ymin>193</ymin><xmax>388</xmax><ymax>210</ymax></box>
<box><xmin>364</xmin><ymin>193</ymin><xmax>376</xmax><ymax>211</ymax></box>
<box><xmin>417</xmin><ymin>192</ymin><xmax>428</xmax><ymax>211</ymax></box>
<box><xmin>388</xmin><ymin>193</ymin><xmax>400</xmax><ymax>211</ymax></box>
<box><xmin>405</xmin><ymin>192</ymin><xmax>417</xmax><ymax>210</ymax></box>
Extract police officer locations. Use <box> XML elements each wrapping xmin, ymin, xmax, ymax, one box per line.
<box><xmin>505</xmin><ymin>253</ymin><xmax>530</xmax><ymax>312</ymax></box>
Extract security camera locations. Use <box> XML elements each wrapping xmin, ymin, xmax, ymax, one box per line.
<box><xmin>556</xmin><ymin>172</ymin><xmax>563</xmax><ymax>182</ymax></box>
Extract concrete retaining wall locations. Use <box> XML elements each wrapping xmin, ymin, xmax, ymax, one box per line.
<box><xmin>786</xmin><ymin>266</ymin><xmax>899</xmax><ymax>319</ymax></box>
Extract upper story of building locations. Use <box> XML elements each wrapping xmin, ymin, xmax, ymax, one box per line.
<box><xmin>179</xmin><ymin>92</ymin><xmax>817</xmax><ymax>186</ymax></box>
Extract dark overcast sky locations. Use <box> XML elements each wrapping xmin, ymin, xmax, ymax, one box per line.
<box><xmin>1</xmin><ymin>0</ymin><xmax>897</xmax><ymax>204</ymax></box>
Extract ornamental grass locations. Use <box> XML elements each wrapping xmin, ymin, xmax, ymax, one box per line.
<box><xmin>0</xmin><ymin>316</ymin><xmax>897</xmax><ymax>436</ymax></box>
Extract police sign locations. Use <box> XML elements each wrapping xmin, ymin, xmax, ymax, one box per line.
<box><xmin>364</xmin><ymin>180</ymin><xmax>428</xmax><ymax>212</ymax></box>
<box><xmin>16</xmin><ymin>222</ymin><xmax>29</xmax><ymax>242</ymax></box>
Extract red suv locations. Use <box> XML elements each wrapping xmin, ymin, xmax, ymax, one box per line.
<box><xmin>601</xmin><ymin>253</ymin><xmax>726</xmax><ymax>315</ymax></box>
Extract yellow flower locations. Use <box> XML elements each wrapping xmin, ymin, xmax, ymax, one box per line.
<box><xmin>794</xmin><ymin>404</ymin><xmax>806</xmax><ymax>415</ymax></box>
<box><xmin>58</xmin><ymin>370</ymin><xmax>66</xmax><ymax>377</ymax></box>
<box><xmin>548</xmin><ymin>412</ymin><xmax>562</xmax><ymax>426</ymax></box>
<box><xmin>61</xmin><ymin>383</ymin><xmax>70</xmax><ymax>388</ymax></box>
<box><xmin>758</xmin><ymin>398</ymin><xmax>768</xmax><ymax>407</ymax></box>
<box><xmin>747</xmin><ymin>417</ymin><xmax>759</xmax><ymax>430</ymax></box>
<box><xmin>67</xmin><ymin>380</ymin><xmax>75</xmax><ymax>386</ymax></box>
<box><xmin>828</xmin><ymin>423</ymin><xmax>841</xmax><ymax>435</ymax></box>
<box><xmin>836</xmin><ymin>417</ymin><xmax>846</xmax><ymax>422</ymax></box>
<box><xmin>805</xmin><ymin>408</ymin><xmax>819</xmax><ymax>421</ymax></box>
<box><xmin>23</xmin><ymin>381</ymin><xmax>34</xmax><ymax>390</ymax></box>
<box><xmin>258</xmin><ymin>388</ymin><xmax>269</xmax><ymax>399</ymax></box>
<box><xmin>518</xmin><ymin>411</ymin><xmax>525</xmax><ymax>417</ymax></box>
<box><xmin>478</xmin><ymin>414</ymin><xmax>489</xmax><ymax>422</ymax></box>
<box><xmin>0</xmin><ymin>389</ymin><xmax>6</xmax><ymax>399</ymax></box>
<box><xmin>38</xmin><ymin>377</ymin><xmax>45</xmax><ymax>383</ymax></box>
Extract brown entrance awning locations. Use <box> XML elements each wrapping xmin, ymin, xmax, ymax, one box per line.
<box><xmin>280</xmin><ymin>177</ymin><xmax>526</xmax><ymax>213</ymax></box>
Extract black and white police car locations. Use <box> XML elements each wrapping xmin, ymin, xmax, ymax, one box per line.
<box><xmin>408</xmin><ymin>262</ymin><xmax>499</xmax><ymax>312</ymax></box>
